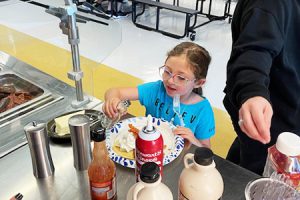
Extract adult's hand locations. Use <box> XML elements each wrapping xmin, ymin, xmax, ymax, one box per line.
<box><xmin>238</xmin><ymin>96</ymin><xmax>273</xmax><ymax>144</ymax></box>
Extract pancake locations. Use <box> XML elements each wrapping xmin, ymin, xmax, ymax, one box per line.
<box><xmin>112</xmin><ymin>145</ymin><xmax>134</xmax><ymax>160</ymax></box>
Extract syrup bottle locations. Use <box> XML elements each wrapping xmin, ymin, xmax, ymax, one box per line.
<box><xmin>178</xmin><ymin>147</ymin><xmax>224</xmax><ymax>200</ymax></box>
<box><xmin>88</xmin><ymin>126</ymin><xmax>117</xmax><ymax>200</ymax></box>
<box><xmin>127</xmin><ymin>162</ymin><xmax>173</xmax><ymax>200</ymax></box>
<box><xmin>263</xmin><ymin>132</ymin><xmax>300</xmax><ymax>189</ymax></box>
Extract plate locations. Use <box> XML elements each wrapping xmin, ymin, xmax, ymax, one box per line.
<box><xmin>47</xmin><ymin>109</ymin><xmax>103</xmax><ymax>143</ymax></box>
<box><xmin>105</xmin><ymin>116</ymin><xmax>184</xmax><ymax>168</ymax></box>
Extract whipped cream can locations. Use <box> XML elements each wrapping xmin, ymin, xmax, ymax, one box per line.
<box><xmin>135</xmin><ymin>115</ymin><xmax>164</xmax><ymax>180</ymax></box>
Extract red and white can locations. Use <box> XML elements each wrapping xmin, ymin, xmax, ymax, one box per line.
<box><xmin>135</xmin><ymin>115</ymin><xmax>164</xmax><ymax>180</ymax></box>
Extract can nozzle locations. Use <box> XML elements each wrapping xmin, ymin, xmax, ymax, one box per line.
<box><xmin>146</xmin><ymin>114</ymin><xmax>154</xmax><ymax>132</ymax></box>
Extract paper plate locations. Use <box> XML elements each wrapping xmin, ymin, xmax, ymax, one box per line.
<box><xmin>105</xmin><ymin>116</ymin><xmax>184</xmax><ymax>168</ymax></box>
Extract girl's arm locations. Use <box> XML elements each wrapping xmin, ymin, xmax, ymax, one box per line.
<box><xmin>103</xmin><ymin>87</ymin><xmax>139</xmax><ymax>118</ymax></box>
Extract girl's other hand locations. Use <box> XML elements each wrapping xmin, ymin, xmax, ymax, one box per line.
<box><xmin>173</xmin><ymin>126</ymin><xmax>211</xmax><ymax>148</ymax></box>
<box><xmin>173</xmin><ymin>126</ymin><xmax>198</xmax><ymax>145</ymax></box>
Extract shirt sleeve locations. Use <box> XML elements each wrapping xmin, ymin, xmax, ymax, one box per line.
<box><xmin>226</xmin><ymin>8</ymin><xmax>284</xmax><ymax>107</ymax></box>
<box><xmin>194</xmin><ymin>102</ymin><xmax>215</xmax><ymax>140</ymax></box>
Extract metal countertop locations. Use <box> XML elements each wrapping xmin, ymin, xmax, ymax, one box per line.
<box><xmin>0</xmin><ymin>134</ymin><xmax>259</xmax><ymax>200</ymax></box>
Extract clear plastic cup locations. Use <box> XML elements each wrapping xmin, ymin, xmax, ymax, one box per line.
<box><xmin>245</xmin><ymin>177</ymin><xmax>300</xmax><ymax>200</ymax></box>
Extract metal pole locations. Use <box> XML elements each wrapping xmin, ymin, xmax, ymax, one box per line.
<box><xmin>67</xmin><ymin>11</ymin><xmax>84</xmax><ymax>102</ymax></box>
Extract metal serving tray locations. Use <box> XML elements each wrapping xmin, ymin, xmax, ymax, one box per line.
<box><xmin>0</xmin><ymin>72</ymin><xmax>63</xmax><ymax>128</ymax></box>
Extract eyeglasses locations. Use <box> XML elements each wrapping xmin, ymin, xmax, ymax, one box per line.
<box><xmin>159</xmin><ymin>66</ymin><xmax>196</xmax><ymax>86</ymax></box>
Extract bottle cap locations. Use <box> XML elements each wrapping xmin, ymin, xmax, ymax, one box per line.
<box><xmin>194</xmin><ymin>147</ymin><xmax>213</xmax><ymax>166</ymax></box>
<box><xmin>275</xmin><ymin>132</ymin><xmax>300</xmax><ymax>156</ymax></box>
<box><xmin>140</xmin><ymin>162</ymin><xmax>160</xmax><ymax>183</ymax></box>
<box><xmin>91</xmin><ymin>126</ymin><xmax>106</xmax><ymax>142</ymax></box>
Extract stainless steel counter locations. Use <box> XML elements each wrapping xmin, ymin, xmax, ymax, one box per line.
<box><xmin>0</xmin><ymin>135</ymin><xmax>260</xmax><ymax>199</ymax></box>
<box><xmin>0</xmin><ymin>51</ymin><xmax>101</xmax><ymax>158</ymax></box>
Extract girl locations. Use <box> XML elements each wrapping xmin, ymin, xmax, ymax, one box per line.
<box><xmin>103</xmin><ymin>42</ymin><xmax>215</xmax><ymax>148</ymax></box>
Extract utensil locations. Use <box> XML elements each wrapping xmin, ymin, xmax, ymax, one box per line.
<box><xmin>105</xmin><ymin>117</ymin><xmax>184</xmax><ymax>168</ymax></box>
<box><xmin>173</xmin><ymin>94</ymin><xmax>185</xmax><ymax>127</ymax></box>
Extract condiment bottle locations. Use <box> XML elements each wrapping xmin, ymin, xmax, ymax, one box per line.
<box><xmin>178</xmin><ymin>147</ymin><xmax>224</xmax><ymax>200</ymax></box>
<box><xmin>101</xmin><ymin>100</ymin><xmax>131</xmax><ymax>128</ymax></box>
<box><xmin>88</xmin><ymin>126</ymin><xmax>117</xmax><ymax>200</ymax></box>
<box><xmin>263</xmin><ymin>132</ymin><xmax>300</xmax><ymax>189</ymax></box>
<box><xmin>135</xmin><ymin>115</ymin><xmax>164</xmax><ymax>180</ymax></box>
<box><xmin>127</xmin><ymin>162</ymin><xmax>173</xmax><ymax>200</ymax></box>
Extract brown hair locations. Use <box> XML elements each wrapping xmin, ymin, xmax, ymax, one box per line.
<box><xmin>166</xmin><ymin>42</ymin><xmax>211</xmax><ymax>80</ymax></box>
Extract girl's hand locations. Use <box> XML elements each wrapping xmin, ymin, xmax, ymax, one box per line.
<box><xmin>173</xmin><ymin>126</ymin><xmax>199</xmax><ymax>146</ymax></box>
<box><xmin>173</xmin><ymin>126</ymin><xmax>211</xmax><ymax>148</ymax></box>
<box><xmin>102</xmin><ymin>98</ymin><xmax>121</xmax><ymax>119</ymax></box>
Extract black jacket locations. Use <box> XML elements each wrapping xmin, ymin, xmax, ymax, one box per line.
<box><xmin>224</xmin><ymin>0</ymin><xmax>300</xmax><ymax>138</ymax></box>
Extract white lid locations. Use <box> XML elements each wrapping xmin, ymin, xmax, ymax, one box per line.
<box><xmin>275</xmin><ymin>132</ymin><xmax>300</xmax><ymax>156</ymax></box>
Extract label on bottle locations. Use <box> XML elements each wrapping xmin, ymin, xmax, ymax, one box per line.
<box><xmin>135</xmin><ymin>136</ymin><xmax>163</xmax><ymax>180</ymax></box>
<box><xmin>90</xmin><ymin>175</ymin><xmax>116</xmax><ymax>200</ymax></box>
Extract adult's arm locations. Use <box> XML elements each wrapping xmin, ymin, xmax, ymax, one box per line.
<box><xmin>226</xmin><ymin>8</ymin><xmax>283</xmax><ymax>143</ymax></box>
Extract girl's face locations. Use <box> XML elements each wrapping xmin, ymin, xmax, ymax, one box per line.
<box><xmin>162</xmin><ymin>55</ymin><xmax>204</xmax><ymax>100</ymax></box>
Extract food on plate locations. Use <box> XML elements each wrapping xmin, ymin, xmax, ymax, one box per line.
<box><xmin>112</xmin><ymin>123</ymin><xmax>175</xmax><ymax>160</ymax></box>
<box><xmin>128</xmin><ymin>123</ymin><xmax>139</xmax><ymax>138</ymax></box>
<box><xmin>113</xmin><ymin>124</ymin><xmax>136</xmax><ymax>160</ymax></box>
<box><xmin>112</xmin><ymin>145</ymin><xmax>135</xmax><ymax>160</ymax></box>
<box><xmin>54</xmin><ymin>110</ymin><xmax>84</xmax><ymax>136</ymax></box>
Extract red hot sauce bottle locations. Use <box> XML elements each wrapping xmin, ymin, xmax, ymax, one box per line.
<box><xmin>88</xmin><ymin>126</ymin><xmax>117</xmax><ymax>200</ymax></box>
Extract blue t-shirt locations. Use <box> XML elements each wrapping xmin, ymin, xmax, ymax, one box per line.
<box><xmin>137</xmin><ymin>80</ymin><xmax>215</xmax><ymax>139</ymax></box>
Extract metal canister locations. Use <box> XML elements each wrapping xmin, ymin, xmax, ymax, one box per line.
<box><xmin>135</xmin><ymin>115</ymin><xmax>164</xmax><ymax>180</ymax></box>
<box><xmin>69</xmin><ymin>114</ymin><xmax>92</xmax><ymax>171</ymax></box>
<box><xmin>24</xmin><ymin>121</ymin><xmax>55</xmax><ymax>178</ymax></box>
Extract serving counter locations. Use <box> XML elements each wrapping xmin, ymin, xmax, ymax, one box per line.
<box><xmin>0</xmin><ymin>132</ymin><xmax>259</xmax><ymax>200</ymax></box>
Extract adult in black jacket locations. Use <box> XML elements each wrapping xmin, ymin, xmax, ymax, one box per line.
<box><xmin>223</xmin><ymin>0</ymin><xmax>300</xmax><ymax>175</ymax></box>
